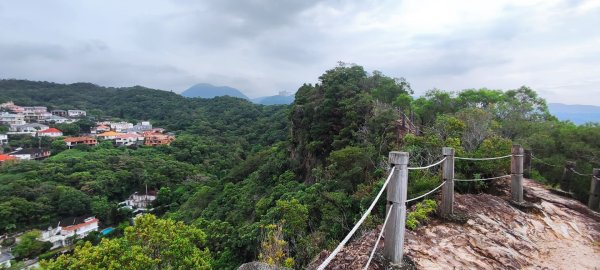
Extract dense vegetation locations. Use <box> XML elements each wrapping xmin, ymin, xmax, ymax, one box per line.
<box><xmin>0</xmin><ymin>64</ymin><xmax>599</xmax><ymax>269</ymax></box>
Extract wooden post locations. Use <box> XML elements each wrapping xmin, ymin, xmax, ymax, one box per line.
<box><xmin>588</xmin><ymin>169</ymin><xmax>600</xmax><ymax>211</ymax></box>
<box><xmin>441</xmin><ymin>147</ymin><xmax>454</xmax><ymax>217</ymax></box>
<box><xmin>384</xmin><ymin>151</ymin><xmax>408</xmax><ymax>265</ymax></box>
<box><xmin>523</xmin><ymin>149</ymin><xmax>532</xmax><ymax>178</ymax></box>
<box><xmin>511</xmin><ymin>145</ymin><xmax>524</xmax><ymax>203</ymax></box>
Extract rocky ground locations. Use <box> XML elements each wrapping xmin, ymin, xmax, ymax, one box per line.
<box><xmin>308</xmin><ymin>178</ymin><xmax>600</xmax><ymax>270</ymax></box>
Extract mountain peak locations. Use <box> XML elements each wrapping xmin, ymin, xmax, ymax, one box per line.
<box><xmin>181</xmin><ymin>83</ymin><xmax>249</xmax><ymax>100</ymax></box>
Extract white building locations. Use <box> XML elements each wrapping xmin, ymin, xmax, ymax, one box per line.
<box><xmin>22</xmin><ymin>106</ymin><xmax>49</xmax><ymax>122</ymax></box>
<box><xmin>37</xmin><ymin>128</ymin><xmax>63</xmax><ymax>137</ymax></box>
<box><xmin>0</xmin><ymin>134</ymin><xmax>7</xmax><ymax>145</ymax></box>
<box><xmin>8</xmin><ymin>123</ymin><xmax>49</xmax><ymax>135</ymax></box>
<box><xmin>0</xmin><ymin>112</ymin><xmax>26</xmax><ymax>126</ymax></box>
<box><xmin>120</xmin><ymin>191</ymin><xmax>156</xmax><ymax>209</ymax></box>
<box><xmin>9</xmin><ymin>148</ymin><xmax>51</xmax><ymax>160</ymax></box>
<box><xmin>114</xmin><ymin>133</ymin><xmax>144</xmax><ymax>146</ymax></box>
<box><xmin>67</xmin><ymin>110</ymin><xmax>86</xmax><ymax>118</ymax></box>
<box><xmin>40</xmin><ymin>217</ymin><xmax>99</xmax><ymax>249</ymax></box>
<box><xmin>126</xmin><ymin>121</ymin><xmax>153</xmax><ymax>133</ymax></box>
<box><xmin>42</xmin><ymin>115</ymin><xmax>74</xmax><ymax>124</ymax></box>
<box><xmin>110</xmin><ymin>122</ymin><xmax>133</xmax><ymax>132</ymax></box>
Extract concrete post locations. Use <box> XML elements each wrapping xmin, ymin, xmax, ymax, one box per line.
<box><xmin>441</xmin><ymin>147</ymin><xmax>454</xmax><ymax>217</ymax></box>
<box><xmin>384</xmin><ymin>151</ymin><xmax>408</xmax><ymax>265</ymax></box>
<box><xmin>588</xmin><ymin>169</ymin><xmax>600</xmax><ymax>211</ymax></box>
<box><xmin>511</xmin><ymin>145</ymin><xmax>524</xmax><ymax>203</ymax></box>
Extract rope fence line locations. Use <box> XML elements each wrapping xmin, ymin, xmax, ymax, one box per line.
<box><xmin>569</xmin><ymin>167</ymin><xmax>593</xmax><ymax>177</ymax></box>
<box><xmin>455</xmin><ymin>154</ymin><xmax>512</xmax><ymax>161</ymax></box>
<box><xmin>531</xmin><ymin>154</ymin><xmax>562</xmax><ymax>168</ymax></box>
<box><xmin>320</xmin><ymin>146</ymin><xmax>600</xmax><ymax>269</ymax></box>
<box><xmin>405</xmin><ymin>181</ymin><xmax>447</xmax><ymax>203</ymax></box>
<box><xmin>317</xmin><ymin>167</ymin><xmax>396</xmax><ymax>270</ymax></box>
<box><xmin>363</xmin><ymin>204</ymin><xmax>394</xmax><ymax>270</ymax></box>
<box><xmin>453</xmin><ymin>175</ymin><xmax>511</xmax><ymax>182</ymax></box>
<box><xmin>408</xmin><ymin>157</ymin><xmax>446</xmax><ymax>170</ymax></box>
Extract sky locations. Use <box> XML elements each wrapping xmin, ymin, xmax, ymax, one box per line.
<box><xmin>0</xmin><ymin>0</ymin><xmax>599</xmax><ymax>105</ymax></box>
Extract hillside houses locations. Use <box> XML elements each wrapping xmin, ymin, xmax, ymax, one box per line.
<box><xmin>109</xmin><ymin>122</ymin><xmax>133</xmax><ymax>132</ymax></box>
<box><xmin>67</xmin><ymin>110</ymin><xmax>86</xmax><ymax>117</ymax></box>
<box><xmin>0</xmin><ymin>102</ymin><xmax>174</xmax><ymax>156</ymax></box>
<box><xmin>1</xmin><ymin>101</ymin><xmax>85</xmax><ymax>129</ymax></box>
<box><xmin>38</xmin><ymin>127</ymin><xmax>63</xmax><ymax>137</ymax></box>
<box><xmin>114</xmin><ymin>133</ymin><xmax>144</xmax><ymax>146</ymax></box>
<box><xmin>8</xmin><ymin>123</ymin><xmax>49</xmax><ymax>135</ymax></box>
<box><xmin>64</xmin><ymin>136</ymin><xmax>98</xmax><ymax>148</ymax></box>
<box><xmin>144</xmin><ymin>132</ymin><xmax>175</xmax><ymax>146</ymax></box>
<box><xmin>91</xmin><ymin>121</ymin><xmax>174</xmax><ymax>147</ymax></box>
<box><xmin>0</xmin><ymin>112</ymin><xmax>26</xmax><ymax>126</ymax></box>
<box><xmin>40</xmin><ymin>216</ymin><xmax>99</xmax><ymax>249</ymax></box>
<box><xmin>9</xmin><ymin>148</ymin><xmax>51</xmax><ymax>160</ymax></box>
<box><xmin>42</xmin><ymin>115</ymin><xmax>74</xmax><ymax>124</ymax></box>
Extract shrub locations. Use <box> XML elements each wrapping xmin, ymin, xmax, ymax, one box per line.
<box><xmin>406</xmin><ymin>199</ymin><xmax>437</xmax><ymax>230</ymax></box>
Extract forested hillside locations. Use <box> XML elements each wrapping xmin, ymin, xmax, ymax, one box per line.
<box><xmin>1</xmin><ymin>64</ymin><xmax>599</xmax><ymax>269</ymax></box>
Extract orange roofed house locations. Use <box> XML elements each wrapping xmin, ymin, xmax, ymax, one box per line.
<box><xmin>143</xmin><ymin>132</ymin><xmax>175</xmax><ymax>146</ymax></box>
<box><xmin>0</xmin><ymin>154</ymin><xmax>17</xmax><ymax>164</ymax></box>
<box><xmin>40</xmin><ymin>216</ymin><xmax>99</xmax><ymax>249</ymax></box>
<box><xmin>37</xmin><ymin>127</ymin><xmax>63</xmax><ymax>137</ymax></box>
<box><xmin>97</xmin><ymin>131</ymin><xmax>123</xmax><ymax>140</ymax></box>
<box><xmin>64</xmin><ymin>136</ymin><xmax>98</xmax><ymax>149</ymax></box>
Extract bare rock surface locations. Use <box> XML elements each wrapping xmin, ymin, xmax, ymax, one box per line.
<box><xmin>310</xmin><ymin>178</ymin><xmax>600</xmax><ymax>269</ymax></box>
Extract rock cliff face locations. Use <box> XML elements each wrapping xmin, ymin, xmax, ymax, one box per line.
<box><xmin>309</xmin><ymin>179</ymin><xmax>600</xmax><ymax>269</ymax></box>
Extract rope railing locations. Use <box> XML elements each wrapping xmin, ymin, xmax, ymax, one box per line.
<box><xmin>531</xmin><ymin>154</ymin><xmax>561</xmax><ymax>167</ymax></box>
<box><xmin>317</xmin><ymin>168</ymin><xmax>395</xmax><ymax>270</ymax></box>
<box><xmin>453</xmin><ymin>175</ymin><xmax>511</xmax><ymax>182</ymax></box>
<box><xmin>408</xmin><ymin>157</ymin><xmax>446</xmax><ymax>170</ymax></box>
<box><xmin>363</xmin><ymin>204</ymin><xmax>394</xmax><ymax>270</ymax></box>
<box><xmin>405</xmin><ymin>181</ymin><xmax>446</xmax><ymax>203</ymax></box>
<box><xmin>455</xmin><ymin>155</ymin><xmax>512</xmax><ymax>161</ymax></box>
<box><xmin>320</xmin><ymin>146</ymin><xmax>599</xmax><ymax>269</ymax></box>
<box><xmin>569</xmin><ymin>167</ymin><xmax>593</xmax><ymax>176</ymax></box>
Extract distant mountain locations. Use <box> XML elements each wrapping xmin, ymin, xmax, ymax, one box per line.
<box><xmin>182</xmin><ymin>83</ymin><xmax>249</xmax><ymax>99</ymax></box>
<box><xmin>548</xmin><ymin>103</ymin><xmax>600</xmax><ymax>125</ymax></box>
<box><xmin>252</xmin><ymin>95</ymin><xmax>295</xmax><ymax>105</ymax></box>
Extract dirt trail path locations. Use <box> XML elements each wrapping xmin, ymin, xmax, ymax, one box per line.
<box><xmin>405</xmin><ymin>179</ymin><xmax>600</xmax><ymax>269</ymax></box>
<box><xmin>309</xmin><ymin>178</ymin><xmax>600</xmax><ymax>269</ymax></box>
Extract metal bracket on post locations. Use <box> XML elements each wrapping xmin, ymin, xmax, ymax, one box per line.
<box><xmin>384</xmin><ymin>151</ymin><xmax>408</xmax><ymax>266</ymax></box>
<box><xmin>511</xmin><ymin>145</ymin><xmax>524</xmax><ymax>203</ymax></box>
<box><xmin>441</xmin><ymin>147</ymin><xmax>454</xmax><ymax>217</ymax></box>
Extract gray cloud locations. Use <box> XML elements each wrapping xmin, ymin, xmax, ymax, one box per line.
<box><xmin>0</xmin><ymin>0</ymin><xmax>599</xmax><ymax>104</ymax></box>
<box><xmin>0</xmin><ymin>43</ymin><xmax>67</xmax><ymax>61</ymax></box>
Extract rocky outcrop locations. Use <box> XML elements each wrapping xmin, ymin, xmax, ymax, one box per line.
<box><xmin>237</xmin><ymin>262</ymin><xmax>292</xmax><ymax>270</ymax></box>
<box><xmin>310</xmin><ymin>178</ymin><xmax>600</xmax><ymax>269</ymax></box>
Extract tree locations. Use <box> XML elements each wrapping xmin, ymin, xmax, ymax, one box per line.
<box><xmin>56</xmin><ymin>186</ymin><xmax>90</xmax><ymax>217</ymax></box>
<box><xmin>456</xmin><ymin>108</ymin><xmax>495</xmax><ymax>151</ymax></box>
<box><xmin>50</xmin><ymin>139</ymin><xmax>67</xmax><ymax>154</ymax></box>
<box><xmin>91</xmin><ymin>196</ymin><xmax>116</xmax><ymax>226</ymax></box>
<box><xmin>258</xmin><ymin>223</ymin><xmax>294</xmax><ymax>268</ymax></box>
<box><xmin>41</xmin><ymin>215</ymin><xmax>212</xmax><ymax>269</ymax></box>
<box><xmin>13</xmin><ymin>231</ymin><xmax>52</xmax><ymax>259</ymax></box>
<box><xmin>55</xmin><ymin>123</ymin><xmax>80</xmax><ymax>136</ymax></box>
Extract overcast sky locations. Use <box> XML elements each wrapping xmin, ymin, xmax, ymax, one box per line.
<box><xmin>1</xmin><ymin>0</ymin><xmax>599</xmax><ymax>104</ymax></box>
